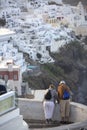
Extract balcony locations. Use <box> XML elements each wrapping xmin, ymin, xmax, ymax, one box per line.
<box><xmin>0</xmin><ymin>91</ymin><xmax>29</xmax><ymax>130</ymax></box>
<box><xmin>0</xmin><ymin>91</ymin><xmax>16</xmax><ymax>116</ymax></box>
<box><xmin>18</xmin><ymin>90</ymin><xmax>87</xmax><ymax>130</ymax></box>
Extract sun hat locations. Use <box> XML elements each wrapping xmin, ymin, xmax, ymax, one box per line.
<box><xmin>59</xmin><ymin>80</ymin><xmax>66</xmax><ymax>85</ymax></box>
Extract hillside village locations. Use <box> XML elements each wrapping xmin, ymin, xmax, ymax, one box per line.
<box><xmin>0</xmin><ymin>0</ymin><xmax>87</xmax><ymax>65</ymax></box>
<box><xmin>0</xmin><ymin>0</ymin><xmax>87</xmax><ymax>103</ymax></box>
<box><xmin>1</xmin><ymin>1</ymin><xmax>87</xmax><ymax>130</ymax></box>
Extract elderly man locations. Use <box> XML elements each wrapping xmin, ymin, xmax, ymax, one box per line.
<box><xmin>57</xmin><ymin>80</ymin><xmax>71</xmax><ymax>124</ymax></box>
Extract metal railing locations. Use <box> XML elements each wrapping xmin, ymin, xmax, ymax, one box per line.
<box><xmin>0</xmin><ymin>91</ymin><xmax>16</xmax><ymax>116</ymax></box>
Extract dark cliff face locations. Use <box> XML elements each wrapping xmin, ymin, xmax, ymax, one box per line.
<box><xmin>23</xmin><ymin>39</ymin><xmax>87</xmax><ymax>105</ymax></box>
<box><xmin>63</xmin><ymin>0</ymin><xmax>87</xmax><ymax>6</ymax></box>
<box><xmin>76</xmin><ymin>69</ymin><xmax>87</xmax><ymax>105</ymax></box>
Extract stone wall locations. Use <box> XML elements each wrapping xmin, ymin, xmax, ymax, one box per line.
<box><xmin>18</xmin><ymin>98</ymin><xmax>87</xmax><ymax>123</ymax></box>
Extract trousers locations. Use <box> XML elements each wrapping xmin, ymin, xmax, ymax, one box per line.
<box><xmin>60</xmin><ymin>99</ymin><xmax>70</xmax><ymax>118</ymax></box>
<box><xmin>43</xmin><ymin>100</ymin><xmax>55</xmax><ymax>119</ymax></box>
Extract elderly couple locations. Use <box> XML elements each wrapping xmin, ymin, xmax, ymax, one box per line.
<box><xmin>43</xmin><ymin>80</ymin><xmax>72</xmax><ymax>124</ymax></box>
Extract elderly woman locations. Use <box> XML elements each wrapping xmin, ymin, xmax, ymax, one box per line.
<box><xmin>43</xmin><ymin>84</ymin><xmax>58</xmax><ymax>124</ymax></box>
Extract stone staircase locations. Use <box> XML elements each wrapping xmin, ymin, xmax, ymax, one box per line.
<box><xmin>24</xmin><ymin>119</ymin><xmax>61</xmax><ymax>129</ymax></box>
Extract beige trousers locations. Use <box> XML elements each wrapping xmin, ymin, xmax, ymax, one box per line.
<box><xmin>60</xmin><ymin>99</ymin><xmax>70</xmax><ymax>118</ymax></box>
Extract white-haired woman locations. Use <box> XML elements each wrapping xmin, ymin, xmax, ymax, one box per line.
<box><xmin>43</xmin><ymin>84</ymin><xmax>58</xmax><ymax>124</ymax></box>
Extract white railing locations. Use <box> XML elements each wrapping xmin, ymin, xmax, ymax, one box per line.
<box><xmin>0</xmin><ymin>91</ymin><xmax>16</xmax><ymax>116</ymax></box>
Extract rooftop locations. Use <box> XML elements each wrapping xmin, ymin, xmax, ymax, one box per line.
<box><xmin>0</xmin><ymin>28</ymin><xmax>15</xmax><ymax>36</ymax></box>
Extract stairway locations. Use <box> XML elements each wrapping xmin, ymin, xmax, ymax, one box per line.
<box><xmin>24</xmin><ymin>119</ymin><xmax>61</xmax><ymax>129</ymax></box>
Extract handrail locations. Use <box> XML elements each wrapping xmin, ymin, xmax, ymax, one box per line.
<box><xmin>0</xmin><ymin>91</ymin><xmax>16</xmax><ymax>116</ymax></box>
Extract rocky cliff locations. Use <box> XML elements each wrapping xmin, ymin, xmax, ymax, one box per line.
<box><xmin>63</xmin><ymin>0</ymin><xmax>87</xmax><ymax>6</ymax></box>
<box><xmin>23</xmin><ymin>38</ymin><xmax>87</xmax><ymax>105</ymax></box>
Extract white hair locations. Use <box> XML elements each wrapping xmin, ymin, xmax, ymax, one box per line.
<box><xmin>59</xmin><ymin>80</ymin><xmax>66</xmax><ymax>85</ymax></box>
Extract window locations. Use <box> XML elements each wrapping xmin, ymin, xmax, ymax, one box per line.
<box><xmin>38</xmin><ymin>46</ymin><xmax>41</xmax><ymax>51</ymax></box>
<box><xmin>13</xmin><ymin>75</ymin><xmax>18</xmax><ymax>80</ymax></box>
<box><xmin>85</xmin><ymin>16</ymin><xmax>87</xmax><ymax>21</ymax></box>
<box><xmin>0</xmin><ymin>75</ymin><xmax>3</xmax><ymax>79</ymax></box>
<box><xmin>4</xmin><ymin>75</ymin><xmax>8</xmax><ymax>82</ymax></box>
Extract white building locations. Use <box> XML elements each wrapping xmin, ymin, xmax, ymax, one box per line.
<box><xmin>0</xmin><ymin>28</ymin><xmax>28</xmax><ymax>95</ymax></box>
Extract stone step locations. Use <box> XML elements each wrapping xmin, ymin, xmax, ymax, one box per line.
<box><xmin>24</xmin><ymin>119</ymin><xmax>61</xmax><ymax>129</ymax></box>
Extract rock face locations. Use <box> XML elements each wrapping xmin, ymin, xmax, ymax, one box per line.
<box><xmin>23</xmin><ymin>40</ymin><xmax>87</xmax><ymax>105</ymax></box>
<box><xmin>76</xmin><ymin>70</ymin><xmax>87</xmax><ymax>105</ymax></box>
<box><xmin>63</xmin><ymin>0</ymin><xmax>87</xmax><ymax>6</ymax></box>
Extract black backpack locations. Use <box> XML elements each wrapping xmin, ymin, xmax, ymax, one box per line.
<box><xmin>0</xmin><ymin>85</ymin><xmax>7</xmax><ymax>95</ymax></box>
<box><xmin>44</xmin><ymin>90</ymin><xmax>52</xmax><ymax>100</ymax></box>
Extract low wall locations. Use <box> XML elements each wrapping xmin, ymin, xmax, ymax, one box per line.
<box><xmin>18</xmin><ymin>98</ymin><xmax>87</xmax><ymax>123</ymax></box>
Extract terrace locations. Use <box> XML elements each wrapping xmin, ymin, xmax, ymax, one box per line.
<box><xmin>18</xmin><ymin>90</ymin><xmax>87</xmax><ymax>130</ymax></box>
<box><xmin>0</xmin><ymin>91</ymin><xmax>28</xmax><ymax>130</ymax></box>
<box><xmin>1</xmin><ymin>90</ymin><xmax>87</xmax><ymax>130</ymax></box>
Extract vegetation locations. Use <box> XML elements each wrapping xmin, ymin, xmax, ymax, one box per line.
<box><xmin>0</xmin><ymin>18</ymin><xmax>6</xmax><ymax>26</ymax></box>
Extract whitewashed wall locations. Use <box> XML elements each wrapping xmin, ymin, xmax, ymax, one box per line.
<box><xmin>18</xmin><ymin>98</ymin><xmax>87</xmax><ymax>123</ymax></box>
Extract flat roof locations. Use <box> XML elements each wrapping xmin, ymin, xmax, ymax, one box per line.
<box><xmin>0</xmin><ymin>28</ymin><xmax>15</xmax><ymax>36</ymax></box>
<box><xmin>0</xmin><ymin>59</ymin><xmax>20</xmax><ymax>69</ymax></box>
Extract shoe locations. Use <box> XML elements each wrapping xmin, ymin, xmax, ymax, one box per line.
<box><xmin>45</xmin><ymin>119</ymin><xmax>49</xmax><ymax>124</ymax></box>
<box><xmin>49</xmin><ymin>119</ymin><xmax>52</xmax><ymax>124</ymax></box>
<box><xmin>65</xmin><ymin>121</ymin><xmax>72</xmax><ymax>124</ymax></box>
<box><xmin>60</xmin><ymin>121</ymin><xmax>66</xmax><ymax>124</ymax></box>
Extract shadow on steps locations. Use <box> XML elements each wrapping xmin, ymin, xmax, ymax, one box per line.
<box><xmin>24</xmin><ymin>119</ymin><xmax>73</xmax><ymax>129</ymax></box>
